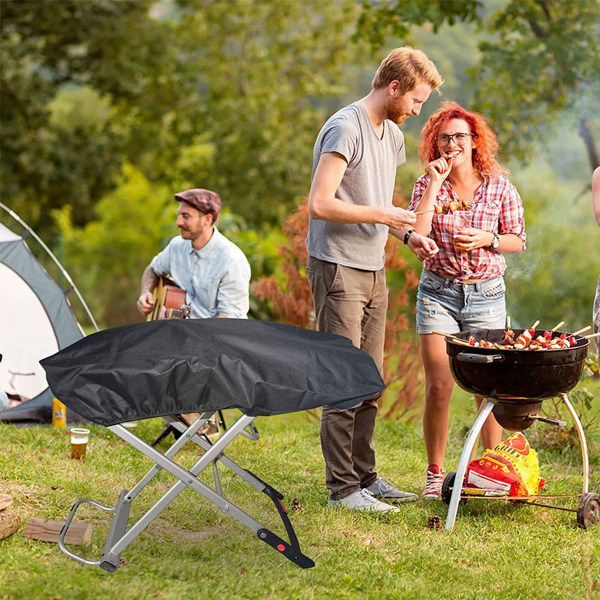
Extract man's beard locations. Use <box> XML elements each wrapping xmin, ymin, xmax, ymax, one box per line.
<box><xmin>179</xmin><ymin>227</ymin><xmax>194</xmax><ymax>239</ymax></box>
<box><xmin>385</xmin><ymin>98</ymin><xmax>408</xmax><ymax>124</ymax></box>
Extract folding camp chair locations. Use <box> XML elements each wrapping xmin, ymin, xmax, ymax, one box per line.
<box><xmin>41</xmin><ymin>319</ymin><xmax>385</xmax><ymax>571</ymax></box>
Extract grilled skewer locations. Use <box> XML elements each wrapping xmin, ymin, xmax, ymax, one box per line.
<box><xmin>432</xmin><ymin>331</ymin><xmax>472</xmax><ymax>347</ymax></box>
<box><xmin>572</xmin><ymin>326</ymin><xmax>591</xmax><ymax>336</ymax></box>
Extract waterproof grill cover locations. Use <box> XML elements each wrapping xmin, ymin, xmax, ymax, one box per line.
<box><xmin>41</xmin><ymin>319</ymin><xmax>385</xmax><ymax>426</ymax></box>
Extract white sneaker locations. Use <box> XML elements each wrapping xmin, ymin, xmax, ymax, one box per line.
<box><xmin>328</xmin><ymin>489</ymin><xmax>400</xmax><ymax>512</ymax></box>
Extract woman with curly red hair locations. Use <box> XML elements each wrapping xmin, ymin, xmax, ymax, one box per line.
<box><xmin>407</xmin><ymin>102</ymin><xmax>526</xmax><ymax>498</ymax></box>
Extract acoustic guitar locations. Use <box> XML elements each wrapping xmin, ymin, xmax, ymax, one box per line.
<box><xmin>147</xmin><ymin>276</ymin><xmax>191</xmax><ymax>321</ymax></box>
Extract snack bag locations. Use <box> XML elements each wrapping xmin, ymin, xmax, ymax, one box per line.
<box><xmin>465</xmin><ymin>433</ymin><xmax>545</xmax><ymax>498</ymax></box>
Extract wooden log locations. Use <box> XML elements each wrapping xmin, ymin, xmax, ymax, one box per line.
<box><xmin>22</xmin><ymin>516</ymin><xmax>92</xmax><ymax>545</ymax></box>
<box><xmin>0</xmin><ymin>510</ymin><xmax>21</xmax><ymax>541</ymax></box>
<box><xmin>0</xmin><ymin>494</ymin><xmax>13</xmax><ymax>511</ymax></box>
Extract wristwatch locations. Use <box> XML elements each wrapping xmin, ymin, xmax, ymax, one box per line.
<box><xmin>403</xmin><ymin>229</ymin><xmax>415</xmax><ymax>245</ymax></box>
<box><xmin>489</xmin><ymin>233</ymin><xmax>500</xmax><ymax>249</ymax></box>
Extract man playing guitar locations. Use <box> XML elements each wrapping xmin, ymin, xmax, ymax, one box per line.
<box><xmin>136</xmin><ymin>188</ymin><xmax>251</xmax><ymax>434</ymax></box>
<box><xmin>137</xmin><ymin>188</ymin><xmax>250</xmax><ymax>321</ymax></box>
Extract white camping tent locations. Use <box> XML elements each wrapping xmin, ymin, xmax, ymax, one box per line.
<box><xmin>0</xmin><ymin>221</ymin><xmax>89</xmax><ymax>424</ymax></box>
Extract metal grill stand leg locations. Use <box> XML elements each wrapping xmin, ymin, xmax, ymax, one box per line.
<box><xmin>104</xmin><ymin>416</ymin><xmax>314</xmax><ymax>569</ymax></box>
<box><xmin>445</xmin><ymin>398</ymin><xmax>496</xmax><ymax>531</ymax></box>
<box><xmin>560</xmin><ymin>393</ymin><xmax>589</xmax><ymax>494</ymax></box>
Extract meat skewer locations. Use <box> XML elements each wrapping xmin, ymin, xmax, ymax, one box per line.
<box><xmin>572</xmin><ymin>326</ymin><xmax>591</xmax><ymax>336</ymax></box>
<box><xmin>514</xmin><ymin>328</ymin><xmax>533</xmax><ymax>349</ymax></box>
<box><xmin>438</xmin><ymin>323</ymin><xmax>590</xmax><ymax>351</ymax></box>
<box><xmin>432</xmin><ymin>331</ymin><xmax>472</xmax><ymax>347</ymax></box>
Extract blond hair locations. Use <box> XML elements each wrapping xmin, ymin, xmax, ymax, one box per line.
<box><xmin>372</xmin><ymin>47</ymin><xmax>443</xmax><ymax>93</ymax></box>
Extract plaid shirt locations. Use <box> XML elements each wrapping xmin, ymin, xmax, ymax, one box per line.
<box><xmin>409</xmin><ymin>174</ymin><xmax>526</xmax><ymax>282</ymax></box>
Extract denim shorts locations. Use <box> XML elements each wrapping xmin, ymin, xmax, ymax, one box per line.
<box><xmin>416</xmin><ymin>270</ymin><xmax>506</xmax><ymax>334</ymax></box>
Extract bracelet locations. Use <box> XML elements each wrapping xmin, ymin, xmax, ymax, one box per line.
<box><xmin>403</xmin><ymin>229</ymin><xmax>415</xmax><ymax>245</ymax></box>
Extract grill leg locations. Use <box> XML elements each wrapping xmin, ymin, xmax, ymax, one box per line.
<box><xmin>445</xmin><ymin>398</ymin><xmax>496</xmax><ymax>531</ymax></box>
<box><xmin>560</xmin><ymin>393</ymin><xmax>589</xmax><ymax>494</ymax></box>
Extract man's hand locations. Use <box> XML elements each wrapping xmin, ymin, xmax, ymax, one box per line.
<box><xmin>408</xmin><ymin>232</ymin><xmax>439</xmax><ymax>261</ymax></box>
<box><xmin>137</xmin><ymin>291</ymin><xmax>154</xmax><ymax>316</ymax></box>
<box><xmin>380</xmin><ymin>206</ymin><xmax>417</xmax><ymax>229</ymax></box>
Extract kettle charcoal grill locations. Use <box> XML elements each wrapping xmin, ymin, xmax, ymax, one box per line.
<box><xmin>441</xmin><ymin>329</ymin><xmax>599</xmax><ymax>530</ymax></box>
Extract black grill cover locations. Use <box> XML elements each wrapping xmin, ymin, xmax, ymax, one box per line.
<box><xmin>40</xmin><ymin>319</ymin><xmax>385</xmax><ymax>426</ymax></box>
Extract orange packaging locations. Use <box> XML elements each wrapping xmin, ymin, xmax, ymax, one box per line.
<box><xmin>465</xmin><ymin>432</ymin><xmax>545</xmax><ymax>498</ymax></box>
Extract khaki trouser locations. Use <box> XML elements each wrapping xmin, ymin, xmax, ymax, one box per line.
<box><xmin>307</xmin><ymin>256</ymin><xmax>388</xmax><ymax>500</ymax></box>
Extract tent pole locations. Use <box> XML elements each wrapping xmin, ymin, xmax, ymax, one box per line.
<box><xmin>0</xmin><ymin>202</ymin><xmax>99</xmax><ymax>332</ymax></box>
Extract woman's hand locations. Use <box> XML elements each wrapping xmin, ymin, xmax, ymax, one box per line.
<box><xmin>454</xmin><ymin>227</ymin><xmax>494</xmax><ymax>251</ymax></box>
<box><xmin>425</xmin><ymin>154</ymin><xmax>454</xmax><ymax>186</ymax></box>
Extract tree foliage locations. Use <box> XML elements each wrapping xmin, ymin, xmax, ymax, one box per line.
<box><xmin>52</xmin><ymin>165</ymin><xmax>174</xmax><ymax>326</ymax></box>
<box><xmin>2</xmin><ymin>0</ymin><xmax>597</xmax><ymax>334</ymax></box>
<box><xmin>471</xmin><ymin>0</ymin><xmax>600</xmax><ymax>170</ymax></box>
<box><xmin>171</xmin><ymin>0</ymin><xmax>363</xmax><ymax>224</ymax></box>
<box><xmin>1</xmin><ymin>0</ymin><xmax>364</xmax><ymax>233</ymax></box>
<box><xmin>502</xmin><ymin>165</ymin><xmax>600</xmax><ymax>332</ymax></box>
<box><xmin>355</xmin><ymin>0</ymin><xmax>600</xmax><ymax>171</ymax></box>
<box><xmin>1</xmin><ymin>0</ymin><xmax>180</xmax><ymax>230</ymax></box>
<box><xmin>355</xmin><ymin>0</ymin><xmax>482</xmax><ymax>49</ymax></box>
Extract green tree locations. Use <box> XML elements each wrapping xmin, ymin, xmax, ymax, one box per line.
<box><xmin>169</xmin><ymin>0</ymin><xmax>365</xmax><ymax>225</ymax></box>
<box><xmin>503</xmin><ymin>165</ymin><xmax>600</xmax><ymax>331</ymax></box>
<box><xmin>2</xmin><ymin>0</ymin><xmax>367</xmax><ymax>233</ymax></box>
<box><xmin>472</xmin><ymin>0</ymin><xmax>600</xmax><ymax>171</ymax></box>
<box><xmin>0</xmin><ymin>0</ymin><xmax>181</xmax><ymax>231</ymax></box>
<box><xmin>355</xmin><ymin>0</ymin><xmax>600</xmax><ymax>172</ymax></box>
<box><xmin>52</xmin><ymin>164</ymin><xmax>174</xmax><ymax>326</ymax></box>
<box><xmin>355</xmin><ymin>0</ymin><xmax>482</xmax><ymax>48</ymax></box>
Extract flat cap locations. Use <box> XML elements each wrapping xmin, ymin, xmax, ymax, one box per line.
<box><xmin>174</xmin><ymin>188</ymin><xmax>221</xmax><ymax>222</ymax></box>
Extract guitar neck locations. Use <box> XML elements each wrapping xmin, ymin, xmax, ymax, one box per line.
<box><xmin>164</xmin><ymin>306</ymin><xmax>191</xmax><ymax>319</ymax></box>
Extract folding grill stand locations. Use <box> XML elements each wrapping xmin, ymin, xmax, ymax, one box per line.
<box><xmin>445</xmin><ymin>393</ymin><xmax>590</xmax><ymax>531</ymax></box>
<box><xmin>58</xmin><ymin>412</ymin><xmax>315</xmax><ymax>570</ymax></box>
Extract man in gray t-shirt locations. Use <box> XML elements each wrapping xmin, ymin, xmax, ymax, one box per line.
<box><xmin>307</xmin><ymin>47</ymin><xmax>442</xmax><ymax>512</ymax></box>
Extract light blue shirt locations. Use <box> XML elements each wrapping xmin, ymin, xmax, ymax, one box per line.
<box><xmin>150</xmin><ymin>228</ymin><xmax>251</xmax><ymax>319</ymax></box>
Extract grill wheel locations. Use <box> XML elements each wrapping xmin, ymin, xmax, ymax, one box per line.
<box><xmin>441</xmin><ymin>471</ymin><xmax>466</xmax><ymax>506</ymax></box>
<box><xmin>577</xmin><ymin>493</ymin><xmax>600</xmax><ymax>529</ymax></box>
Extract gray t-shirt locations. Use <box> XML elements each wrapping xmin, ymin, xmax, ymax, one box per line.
<box><xmin>306</xmin><ymin>102</ymin><xmax>406</xmax><ymax>270</ymax></box>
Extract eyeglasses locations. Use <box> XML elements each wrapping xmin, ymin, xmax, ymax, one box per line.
<box><xmin>437</xmin><ymin>133</ymin><xmax>475</xmax><ymax>146</ymax></box>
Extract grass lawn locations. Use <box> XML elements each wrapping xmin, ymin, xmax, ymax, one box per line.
<box><xmin>1</xmin><ymin>387</ymin><xmax>599</xmax><ymax>600</ymax></box>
